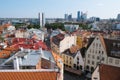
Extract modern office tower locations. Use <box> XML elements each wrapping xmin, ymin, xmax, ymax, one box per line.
<box><xmin>117</xmin><ymin>14</ymin><xmax>120</xmax><ymax>20</ymax></box>
<box><xmin>64</xmin><ymin>14</ymin><xmax>68</xmax><ymax>21</ymax></box>
<box><xmin>38</xmin><ymin>12</ymin><xmax>45</xmax><ymax>28</ymax></box>
<box><xmin>77</xmin><ymin>11</ymin><xmax>81</xmax><ymax>21</ymax></box>
<box><xmin>68</xmin><ymin>14</ymin><xmax>72</xmax><ymax>21</ymax></box>
<box><xmin>42</xmin><ymin>13</ymin><xmax>45</xmax><ymax>27</ymax></box>
<box><xmin>81</xmin><ymin>12</ymin><xmax>87</xmax><ymax>21</ymax></box>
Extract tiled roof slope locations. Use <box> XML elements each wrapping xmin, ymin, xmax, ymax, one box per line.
<box><xmin>0</xmin><ymin>71</ymin><xmax>57</xmax><ymax>80</ymax></box>
<box><xmin>104</xmin><ymin>38</ymin><xmax>120</xmax><ymax>58</ymax></box>
<box><xmin>0</xmin><ymin>50</ymin><xmax>11</xmax><ymax>59</ymax></box>
<box><xmin>62</xmin><ymin>46</ymin><xmax>79</xmax><ymax>58</ymax></box>
<box><xmin>52</xmin><ymin>33</ymin><xmax>65</xmax><ymax>46</ymax></box>
<box><xmin>86</xmin><ymin>38</ymin><xmax>94</xmax><ymax>49</ymax></box>
<box><xmin>100</xmin><ymin>64</ymin><xmax>120</xmax><ymax>80</ymax></box>
<box><xmin>52</xmin><ymin>51</ymin><xmax>63</xmax><ymax>69</ymax></box>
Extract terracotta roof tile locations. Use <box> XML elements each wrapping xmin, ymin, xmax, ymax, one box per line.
<box><xmin>70</xmin><ymin>45</ymin><xmax>79</xmax><ymax>53</ymax></box>
<box><xmin>0</xmin><ymin>50</ymin><xmax>11</xmax><ymax>59</ymax></box>
<box><xmin>52</xmin><ymin>51</ymin><xmax>63</xmax><ymax>69</ymax></box>
<box><xmin>100</xmin><ymin>64</ymin><xmax>120</xmax><ymax>80</ymax></box>
<box><xmin>98</xmin><ymin>34</ymin><xmax>106</xmax><ymax>51</ymax></box>
<box><xmin>0</xmin><ymin>71</ymin><xmax>57</xmax><ymax>80</ymax></box>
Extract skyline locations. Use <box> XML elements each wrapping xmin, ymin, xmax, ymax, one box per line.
<box><xmin>0</xmin><ymin>0</ymin><xmax>120</xmax><ymax>19</ymax></box>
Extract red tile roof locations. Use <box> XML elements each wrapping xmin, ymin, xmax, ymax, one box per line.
<box><xmin>100</xmin><ymin>64</ymin><xmax>120</xmax><ymax>80</ymax></box>
<box><xmin>0</xmin><ymin>71</ymin><xmax>57</xmax><ymax>80</ymax></box>
<box><xmin>11</xmin><ymin>38</ymin><xmax>48</xmax><ymax>50</ymax></box>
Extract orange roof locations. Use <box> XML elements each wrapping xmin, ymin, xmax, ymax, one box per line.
<box><xmin>70</xmin><ymin>45</ymin><xmax>79</xmax><ymax>53</ymax></box>
<box><xmin>99</xmin><ymin>34</ymin><xmax>106</xmax><ymax>51</ymax></box>
<box><xmin>0</xmin><ymin>71</ymin><xmax>57</xmax><ymax>80</ymax></box>
<box><xmin>4</xmin><ymin>47</ymin><xmax>19</xmax><ymax>51</ymax></box>
<box><xmin>0</xmin><ymin>50</ymin><xmax>11</xmax><ymax>59</ymax></box>
<box><xmin>3</xmin><ymin>23</ymin><xmax>11</xmax><ymax>28</ymax></box>
<box><xmin>52</xmin><ymin>51</ymin><xmax>63</xmax><ymax>69</ymax></box>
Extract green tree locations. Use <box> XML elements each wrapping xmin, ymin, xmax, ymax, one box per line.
<box><xmin>27</xmin><ymin>24</ymin><xmax>40</xmax><ymax>29</ymax></box>
<box><xmin>45</xmin><ymin>23</ymin><xmax>65</xmax><ymax>31</ymax></box>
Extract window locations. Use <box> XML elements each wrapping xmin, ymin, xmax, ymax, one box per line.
<box><xmin>66</xmin><ymin>60</ymin><xmax>68</xmax><ymax>63</ymax></box>
<box><xmin>77</xmin><ymin>57</ymin><xmax>79</xmax><ymax>60</ymax></box>
<box><xmin>74</xmin><ymin>64</ymin><xmax>76</xmax><ymax>68</ymax></box>
<box><xmin>99</xmin><ymin>51</ymin><xmax>101</xmax><ymax>54</ymax></box>
<box><xmin>77</xmin><ymin>66</ymin><xmax>79</xmax><ymax>70</ymax></box>
<box><xmin>70</xmin><ymin>61</ymin><xmax>71</xmax><ymax>64</ymax></box>
<box><xmin>80</xmin><ymin>65</ymin><xmax>83</xmax><ymax>70</ymax></box>
<box><xmin>97</xmin><ymin>56</ymin><xmax>99</xmax><ymax>60</ymax></box>
<box><xmin>102</xmin><ymin>51</ymin><xmax>104</xmax><ymax>54</ymax></box>
<box><xmin>96</xmin><ymin>43</ymin><xmax>98</xmax><ymax>47</ymax></box>
<box><xmin>115</xmin><ymin>60</ymin><xmax>119</xmax><ymax>65</ymax></box>
<box><xmin>86</xmin><ymin>65</ymin><xmax>89</xmax><ymax>70</ymax></box>
<box><xmin>96</xmin><ymin>51</ymin><xmax>97</xmax><ymax>54</ymax></box>
<box><xmin>91</xmin><ymin>67</ymin><xmax>94</xmax><ymax>72</ymax></box>
<box><xmin>109</xmin><ymin>58</ymin><xmax>113</xmax><ymax>63</ymax></box>
<box><xmin>88</xmin><ymin>54</ymin><xmax>90</xmax><ymax>58</ymax></box>
<box><xmin>94</xmin><ymin>77</ymin><xmax>98</xmax><ymax>80</ymax></box>
<box><xmin>102</xmin><ymin>57</ymin><xmax>105</xmax><ymax>61</ymax></box>
<box><xmin>99</xmin><ymin>44</ymin><xmax>101</xmax><ymax>47</ymax></box>
<box><xmin>93</xmin><ymin>50</ymin><xmax>94</xmax><ymax>53</ymax></box>
<box><xmin>92</xmin><ymin>55</ymin><xmax>95</xmax><ymax>59</ymax></box>
<box><xmin>87</xmin><ymin>60</ymin><xmax>90</xmax><ymax>64</ymax></box>
<box><xmin>77</xmin><ymin>61</ymin><xmax>79</xmax><ymax>64</ymax></box>
<box><xmin>92</xmin><ymin>61</ymin><xmax>94</xmax><ymax>65</ymax></box>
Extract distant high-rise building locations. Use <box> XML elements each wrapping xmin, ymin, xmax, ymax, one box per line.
<box><xmin>68</xmin><ymin>14</ymin><xmax>72</xmax><ymax>21</ymax></box>
<box><xmin>38</xmin><ymin>12</ymin><xmax>45</xmax><ymax>28</ymax></box>
<box><xmin>81</xmin><ymin>12</ymin><xmax>87</xmax><ymax>21</ymax></box>
<box><xmin>77</xmin><ymin>11</ymin><xmax>81</xmax><ymax>21</ymax></box>
<box><xmin>64</xmin><ymin>14</ymin><xmax>68</xmax><ymax>21</ymax></box>
<box><xmin>117</xmin><ymin>14</ymin><xmax>120</xmax><ymax>20</ymax></box>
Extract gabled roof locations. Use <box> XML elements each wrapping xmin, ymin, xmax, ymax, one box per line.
<box><xmin>62</xmin><ymin>47</ymin><xmax>80</xmax><ymax>58</ymax></box>
<box><xmin>87</xmin><ymin>35</ymin><xmax>120</xmax><ymax>58</ymax></box>
<box><xmin>99</xmin><ymin>64</ymin><xmax>120</xmax><ymax>80</ymax></box>
<box><xmin>0</xmin><ymin>70</ymin><xmax>57</xmax><ymax>80</ymax></box>
<box><xmin>86</xmin><ymin>38</ymin><xmax>94</xmax><ymax>49</ymax></box>
<box><xmin>104</xmin><ymin>38</ymin><xmax>120</xmax><ymax>58</ymax></box>
<box><xmin>52</xmin><ymin>33</ymin><xmax>65</xmax><ymax>46</ymax></box>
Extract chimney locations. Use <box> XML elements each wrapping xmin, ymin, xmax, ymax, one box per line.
<box><xmin>14</xmin><ymin>56</ymin><xmax>19</xmax><ymax>70</ymax></box>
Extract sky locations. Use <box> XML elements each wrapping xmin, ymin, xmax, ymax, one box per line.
<box><xmin>0</xmin><ymin>0</ymin><xmax>120</xmax><ymax>19</ymax></box>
